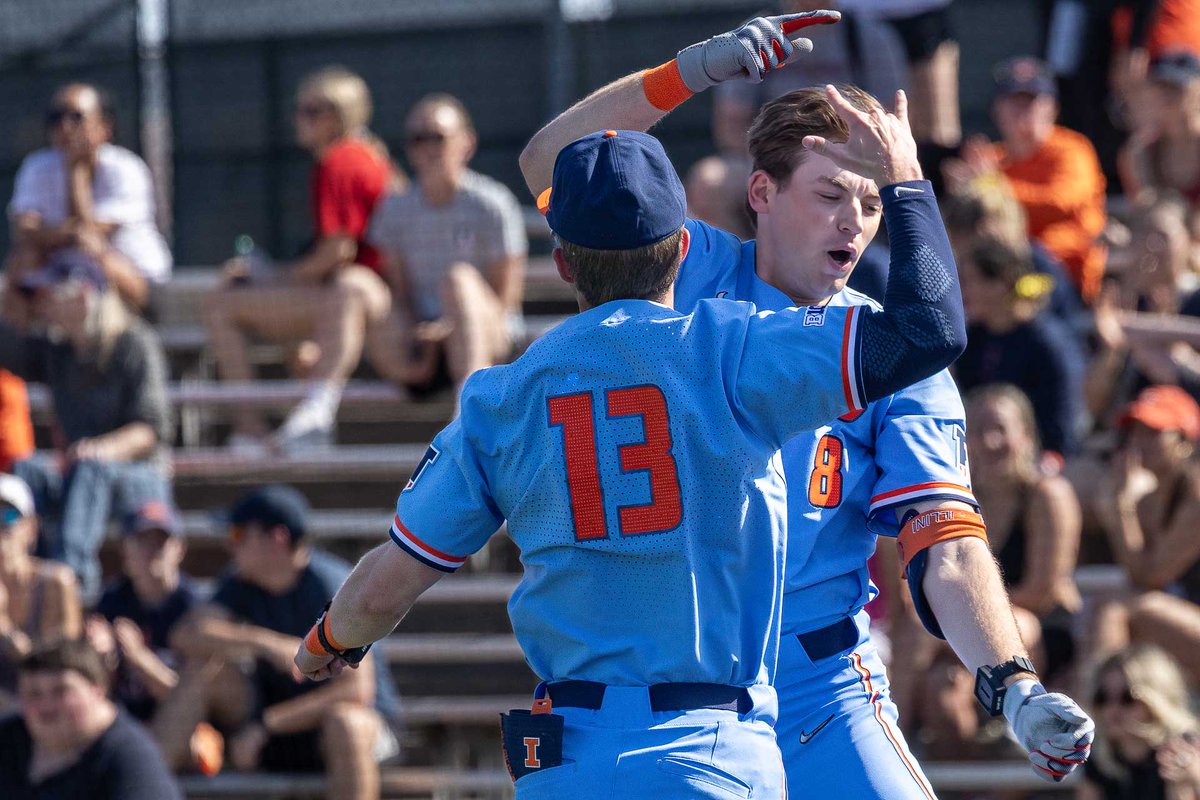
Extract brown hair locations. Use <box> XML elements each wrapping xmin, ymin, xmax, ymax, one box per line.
<box><xmin>20</xmin><ymin>638</ymin><xmax>110</xmax><ymax>692</ymax></box>
<box><xmin>744</xmin><ymin>85</ymin><xmax>882</xmax><ymax>224</ymax></box>
<box><xmin>558</xmin><ymin>230</ymin><xmax>684</xmax><ymax>307</ymax></box>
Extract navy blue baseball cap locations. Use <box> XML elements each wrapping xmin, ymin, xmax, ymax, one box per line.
<box><xmin>537</xmin><ymin>130</ymin><xmax>686</xmax><ymax>251</ymax></box>
<box><xmin>993</xmin><ymin>56</ymin><xmax>1057</xmax><ymax>98</ymax></box>
<box><xmin>123</xmin><ymin>500</ymin><xmax>183</xmax><ymax>538</ymax></box>
<box><xmin>228</xmin><ymin>484</ymin><xmax>309</xmax><ymax>543</ymax></box>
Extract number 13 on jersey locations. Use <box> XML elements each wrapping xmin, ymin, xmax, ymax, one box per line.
<box><xmin>548</xmin><ymin>385</ymin><xmax>682</xmax><ymax>540</ymax></box>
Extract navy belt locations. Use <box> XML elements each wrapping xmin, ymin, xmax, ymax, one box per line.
<box><xmin>796</xmin><ymin>616</ymin><xmax>859</xmax><ymax>662</ymax></box>
<box><xmin>546</xmin><ymin>681</ymin><xmax>753</xmax><ymax>714</ymax></box>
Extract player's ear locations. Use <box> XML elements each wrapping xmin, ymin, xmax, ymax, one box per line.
<box><xmin>679</xmin><ymin>226</ymin><xmax>690</xmax><ymax>261</ymax></box>
<box><xmin>747</xmin><ymin>169</ymin><xmax>776</xmax><ymax>217</ymax></box>
<box><xmin>552</xmin><ymin>247</ymin><xmax>575</xmax><ymax>285</ymax></box>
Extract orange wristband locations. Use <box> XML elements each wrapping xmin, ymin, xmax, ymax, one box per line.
<box><xmin>643</xmin><ymin>60</ymin><xmax>694</xmax><ymax>111</ymax></box>
<box><xmin>897</xmin><ymin>508</ymin><xmax>988</xmax><ymax>572</ymax></box>
<box><xmin>303</xmin><ymin>625</ymin><xmax>326</xmax><ymax>657</ymax></box>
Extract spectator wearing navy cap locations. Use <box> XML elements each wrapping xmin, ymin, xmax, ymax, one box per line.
<box><xmin>1120</xmin><ymin>50</ymin><xmax>1200</xmax><ymax>212</ymax></box>
<box><xmin>167</xmin><ymin>485</ymin><xmax>400</xmax><ymax>798</ymax></box>
<box><xmin>0</xmin><ymin>259</ymin><xmax>172</xmax><ymax>603</ymax></box>
<box><xmin>89</xmin><ymin>500</ymin><xmax>198</xmax><ymax>725</ymax></box>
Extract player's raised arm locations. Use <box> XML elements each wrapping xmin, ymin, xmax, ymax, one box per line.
<box><xmin>518</xmin><ymin>11</ymin><xmax>839</xmax><ymax>196</ymax></box>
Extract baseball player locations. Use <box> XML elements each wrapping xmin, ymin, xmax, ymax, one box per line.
<box><xmin>295</xmin><ymin>123</ymin><xmax>967</xmax><ymax>797</ymax></box>
<box><xmin>518</xmin><ymin>12</ymin><xmax>1096</xmax><ymax>798</ymax></box>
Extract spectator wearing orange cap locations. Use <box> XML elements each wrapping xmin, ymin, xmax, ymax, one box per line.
<box><xmin>1095</xmin><ymin>385</ymin><xmax>1200</xmax><ymax>682</ymax></box>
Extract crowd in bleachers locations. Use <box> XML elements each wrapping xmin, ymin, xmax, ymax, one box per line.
<box><xmin>3</xmin><ymin>1</ymin><xmax>1200</xmax><ymax>798</ymax></box>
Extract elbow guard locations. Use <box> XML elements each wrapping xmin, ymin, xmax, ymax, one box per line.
<box><xmin>899</xmin><ymin>508</ymin><xmax>989</xmax><ymax>640</ymax></box>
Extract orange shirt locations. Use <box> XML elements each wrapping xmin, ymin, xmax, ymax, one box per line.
<box><xmin>994</xmin><ymin>126</ymin><xmax>1107</xmax><ymax>302</ymax></box>
<box><xmin>0</xmin><ymin>370</ymin><xmax>34</xmax><ymax>473</ymax></box>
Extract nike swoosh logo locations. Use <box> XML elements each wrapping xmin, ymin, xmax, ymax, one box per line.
<box><xmin>716</xmin><ymin>291</ymin><xmax>729</xmax><ymax>298</ymax></box>
<box><xmin>798</xmin><ymin>713</ymin><xmax>834</xmax><ymax>745</ymax></box>
<box><xmin>893</xmin><ymin>186</ymin><xmax>924</xmax><ymax>195</ymax></box>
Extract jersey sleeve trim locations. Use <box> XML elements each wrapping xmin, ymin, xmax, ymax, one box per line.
<box><xmin>868</xmin><ymin>481</ymin><xmax>977</xmax><ymax>515</ymax></box>
<box><xmin>389</xmin><ymin>515</ymin><xmax>467</xmax><ymax>573</ymax></box>
<box><xmin>841</xmin><ymin>306</ymin><xmax>865</xmax><ymax>414</ymax></box>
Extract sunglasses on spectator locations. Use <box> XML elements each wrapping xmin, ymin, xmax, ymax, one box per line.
<box><xmin>406</xmin><ymin>130</ymin><xmax>449</xmax><ymax>146</ymax></box>
<box><xmin>45</xmin><ymin>108</ymin><xmax>86</xmax><ymax>126</ymax></box>
<box><xmin>0</xmin><ymin>505</ymin><xmax>24</xmax><ymax>529</ymax></box>
<box><xmin>1092</xmin><ymin>686</ymin><xmax>1138</xmax><ymax>707</ymax></box>
<box><xmin>295</xmin><ymin>102</ymin><xmax>333</xmax><ymax>119</ymax></box>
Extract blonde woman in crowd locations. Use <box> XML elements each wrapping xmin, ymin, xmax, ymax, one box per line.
<box><xmin>965</xmin><ymin>384</ymin><xmax>1082</xmax><ymax>685</ymax></box>
<box><xmin>1080</xmin><ymin>645</ymin><xmax>1200</xmax><ymax>800</ymax></box>
<box><xmin>203</xmin><ymin>66</ymin><xmax>404</xmax><ymax>452</ymax></box>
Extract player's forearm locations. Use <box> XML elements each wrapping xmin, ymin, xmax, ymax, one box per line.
<box><xmin>520</xmin><ymin>71</ymin><xmax>669</xmax><ymax>196</ymax></box>
<box><xmin>324</xmin><ymin>542</ymin><xmax>444</xmax><ymax>650</ymax></box>
<box><xmin>922</xmin><ymin>536</ymin><xmax>1031</xmax><ymax>675</ymax></box>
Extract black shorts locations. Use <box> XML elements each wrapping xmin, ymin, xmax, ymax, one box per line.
<box><xmin>886</xmin><ymin>7</ymin><xmax>955</xmax><ymax>63</ymax></box>
<box><xmin>260</xmin><ymin>730</ymin><xmax>324</xmax><ymax>773</ymax></box>
<box><xmin>403</xmin><ymin>346</ymin><xmax>453</xmax><ymax>400</ymax></box>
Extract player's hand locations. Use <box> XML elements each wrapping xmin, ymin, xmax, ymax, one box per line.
<box><xmin>675</xmin><ymin>11</ymin><xmax>839</xmax><ymax>93</ymax></box>
<box><xmin>802</xmin><ymin>86</ymin><xmax>923</xmax><ymax>187</ymax></box>
<box><xmin>292</xmin><ymin>640</ymin><xmax>349</xmax><ymax>683</ymax></box>
<box><xmin>1004</xmin><ymin>683</ymin><xmax>1094</xmax><ymax>782</ymax></box>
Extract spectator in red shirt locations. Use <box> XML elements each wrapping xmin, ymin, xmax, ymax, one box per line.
<box><xmin>203</xmin><ymin>66</ymin><xmax>403</xmax><ymax>452</ymax></box>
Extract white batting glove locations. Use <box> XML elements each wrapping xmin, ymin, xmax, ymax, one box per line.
<box><xmin>675</xmin><ymin>11</ymin><xmax>840</xmax><ymax>93</ymax></box>
<box><xmin>1004</xmin><ymin>680</ymin><xmax>1095</xmax><ymax>782</ymax></box>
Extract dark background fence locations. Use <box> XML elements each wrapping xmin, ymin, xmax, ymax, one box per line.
<box><xmin>0</xmin><ymin>0</ymin><xmax>1042</xmax><ymax>267</ymax></box>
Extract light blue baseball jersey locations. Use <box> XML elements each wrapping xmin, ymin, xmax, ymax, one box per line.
<box><xmin>392</xmin><ymin>297</ymin><xmax>867</xmax><ymax>686</ymax></box>
<box><xmin>677</xmin><ymin>219</ymin><xmax>975</xmax><ymax>636</ymax></box>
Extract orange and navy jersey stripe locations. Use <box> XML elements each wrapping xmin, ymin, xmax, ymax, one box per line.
<box><xmin>841</xmin><ymin>306</ymin><xmax>865</xmax><ymax>416</ymax></box>
<box><xmin>868</xmin><ymin>481</ymin><xmax>976</xmax><ymax>518</ymax></box>
<box><xmin>390</xmin><ymin>515</ymin><xmax>468</xmax><ymax>572</ymax></box>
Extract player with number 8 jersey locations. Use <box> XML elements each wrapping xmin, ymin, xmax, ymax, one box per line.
<box><xmin>295</xmin><ymin>121</ymin><xmax>968</xmax><ymax>797</ymax></box>
<box><xmin>517</xmin><ymin>11</ymin><xmax>1096</xmax><ymax>797</ymax></box>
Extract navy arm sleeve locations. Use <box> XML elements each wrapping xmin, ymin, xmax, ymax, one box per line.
<box><xmin>855</xmin><ymin>181</ymin><xmax>967</xmax><ymax>404</ymax></box>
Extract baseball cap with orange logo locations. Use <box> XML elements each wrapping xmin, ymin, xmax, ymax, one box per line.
<box><xmin>1119</xmin><ymin>385</ymin><xmax>1200</xmax><ymax>441</ymax></box>
<box><xmin>537</xmin><ymin>129</ymin><xmax>686</xmax><ymax>251</ymax></box>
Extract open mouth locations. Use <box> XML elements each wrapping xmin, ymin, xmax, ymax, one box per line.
<box><xmin>828</xmin><ymin>250</ymin><xmax>853</xmax><ymax>267</ymax></box>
